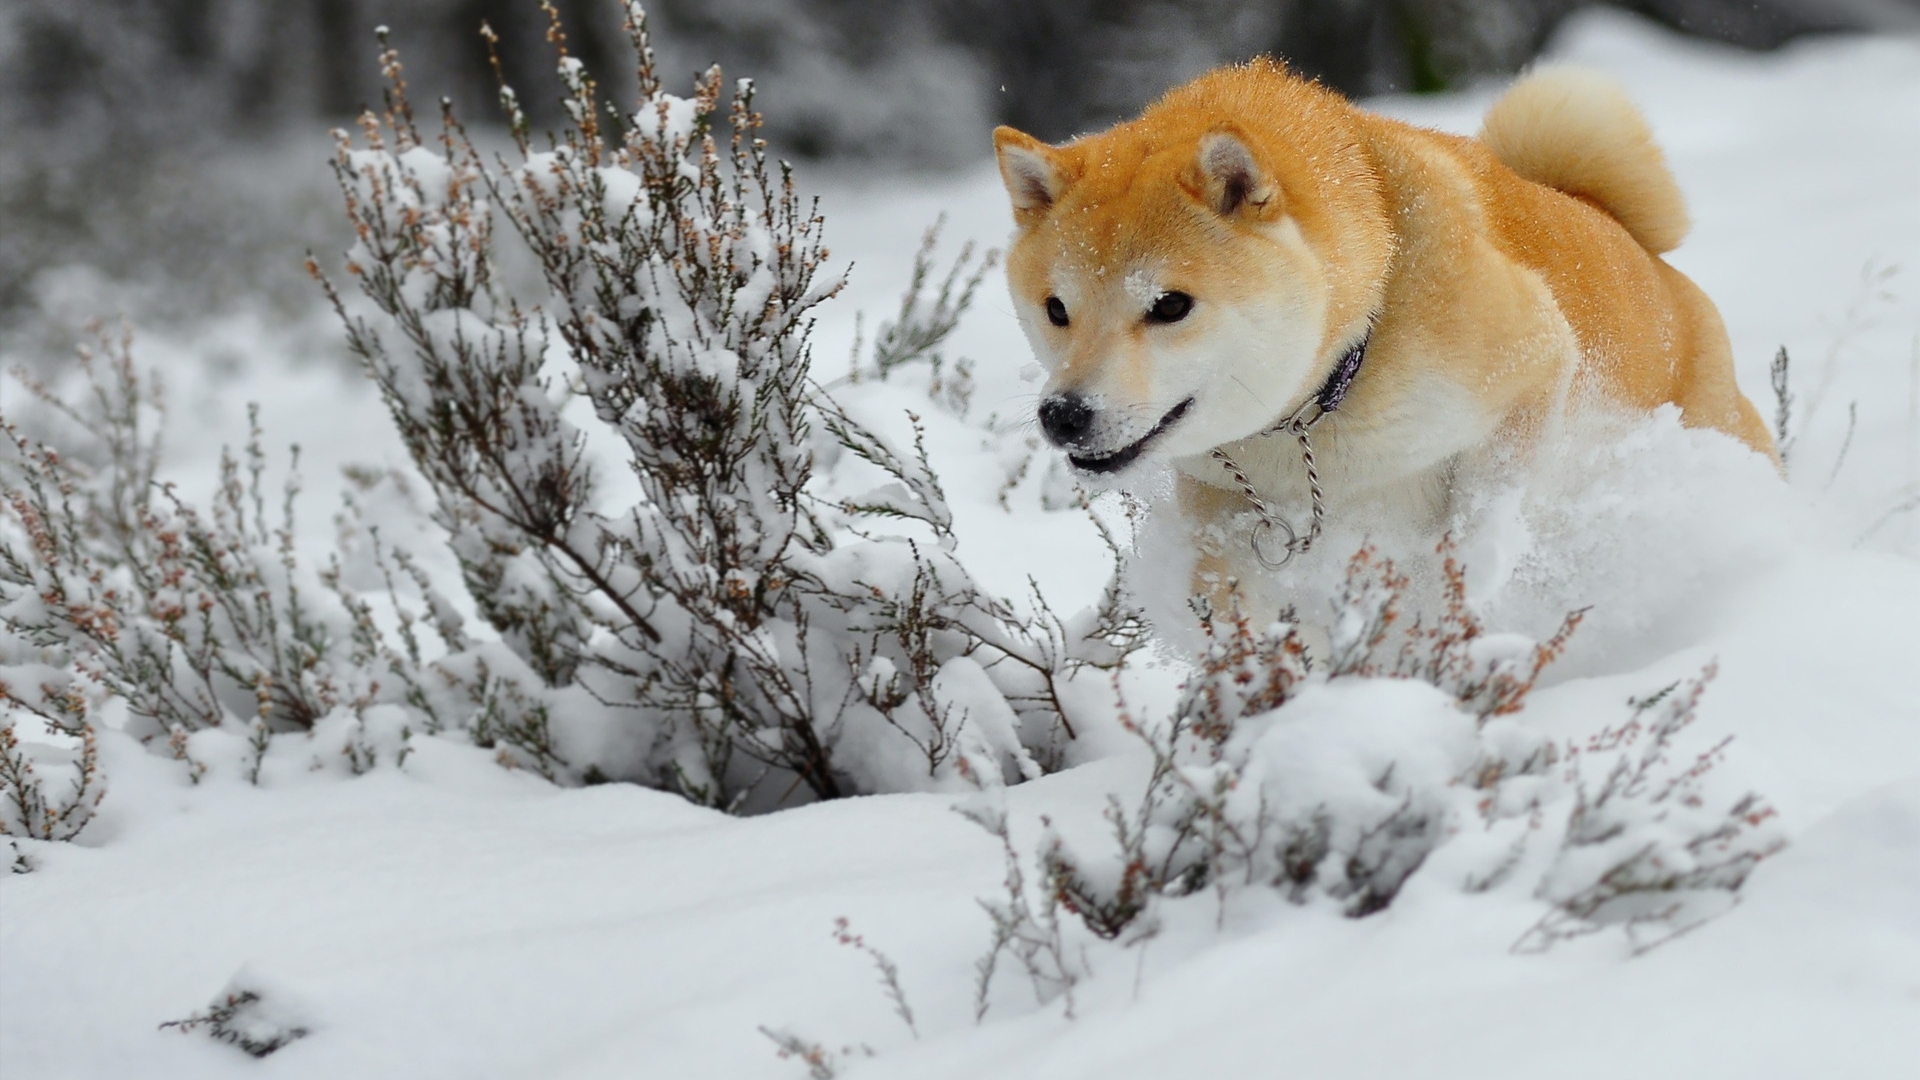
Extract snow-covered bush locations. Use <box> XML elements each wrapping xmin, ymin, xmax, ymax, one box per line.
<box><xmin>0</xmin><ymin>711</ymin><xmax>103</xmax><ymax>845</ymax></box>
<box><xmin>1</xmin><ymin>331</ymin><xmax>327</xmax><ymax>835</ymax></box>
<box><xmin>1517</xmin><ymin>662</ymin><xmax>1784</xmax><ymax>954</ymax></box>
<box><xmin>974</xmin><ymin>543</ymin><xmax>1783</xmax><ymax>1011</ymax></box>
<box><xmin>159</xmin><ymin>968</ymin><xmax>313</xmax><ymax>1060</ymax></box>
<box><xmin>315</xmin><ymin>5</ymin><xmax>1137</xmax><ymax>809</ymax></box>
<box><xmin>2</xmin><ymin>322</ymin><xmax>631</xmax><ymax>803</ymax></box>
<box><xmin>0</xmin><ymin>5</ymin><xmax>1135</xmax><ymax>828</ymax></box>
<box><xmin>2</xmin><ymin>331</ymin><xmax>367</xmax><ymax>740</ymax></box>
<box><xmin>0</xmin><ymin>326</ymin><xmax>459</xmax><ymax>834</ymax></box>
<box><xmin>834</xmin><ymin>215</ymin><xmax>994</xmax><ymax>421</ymax></box>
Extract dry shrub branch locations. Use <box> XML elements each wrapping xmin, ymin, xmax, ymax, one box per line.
<box><xmin>314</xmin><ymin>1</ymin><xmax>1138</xmax><ymax>808</ymax></box>
<box><xmin>973</xmin><ymin>542</ymin><xmax>1783</xmax><ymax>1013</ymax></box>
<box><xmin>3</xmin><ymin>3</ymin><xmax>1138</xmax><ymax>824</ymax></box>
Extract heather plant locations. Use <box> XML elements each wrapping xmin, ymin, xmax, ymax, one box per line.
<box><xmin>1</xmin><ymin>3</ymin><xmax>1139</xmax><ymax>828</ymax></box>
<box><xmin>159</xmin><ymin>972</ymin><xmax>313</xmax><ymax>1060</ymax></box>
<box><xmin>0</xmin><ymin>331</ymin><xmax>355</xmax><ymax>741</ymax></box>
<box><xmin>0</xmin><ymin>326</ymin><xmax>454</xmax><ymax>828</ymax></box>
<box><xmin>1517</xmin><ymin>662</ymin><xmax>1785</xmax><ymax>954</ymax></box>
<box><xmin>964</xmin><ymin>796</ymin><xmax>1088</xmax><ymax>1018</ymax></box>
<box><xmin>315</xmin><ymin>2</ymin><xmax>1138</xmax><ymax>809</ymax></box>
<box><xmin>757</xmin><ymin>1026</ymin><xmax>847</xmax><ymax>1080</ymax></box>
<box><xmin>974</xmin><ymin>542</ymin><xmax>1783</xmax><ymax>1011</ymax></box>
<box><xmin>1</xmin><ymin>329</ymin><xmax>349</xmax><ymax>833</ymax></box>
<box><xmin>0</xmin><ymin>710</ymin><xmax>103</xmax><ymax>844</ymax></box>
<box><xmin>837</xmin><ymin>215</ymin><xmax>995</xmax><ymax>420</ymax></box>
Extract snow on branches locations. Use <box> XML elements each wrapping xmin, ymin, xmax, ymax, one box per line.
<box><xmin>316</xmin><ymin>3</ymin><xmax>1137</xmax><ymax>809</ymax></box>
<box><xmin>2</xmin><ymin>332</ymin><xmax>365</xmax><ymax>742</ymax></box>
<box><xmin>973</xmin><ymin>543</ymin><xmax>1783</xmax><ymax>1012</ymax></box>
<box><xmin>0</xmin><ymin>326</ymin><xmax>448</xmax><ymax>829</ymax></box>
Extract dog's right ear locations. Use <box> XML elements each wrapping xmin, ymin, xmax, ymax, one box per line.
<box><xmin>1193</xmin><ymin>124</ymin><xmax>1282</xmax><ymax>220</ymax></box>
<box><xmin>994</xmin><ymin>127</ymin><xmax>1065</xmax><ymax>224</ymax></box>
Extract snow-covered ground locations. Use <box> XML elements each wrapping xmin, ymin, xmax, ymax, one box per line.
<box><xmin>5</xmin><ymin>10</ymin><xmax>1920</xmax><ymax>1078</ymax></box>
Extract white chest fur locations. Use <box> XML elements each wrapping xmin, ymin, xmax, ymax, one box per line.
<box><xmin>1175</xmin><ymin>367</ymin><xmax>1496</xmax><ymax>532</ymax></box>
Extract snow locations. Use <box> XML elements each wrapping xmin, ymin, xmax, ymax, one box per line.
<box><xmin>6</xmin><ymin>9</ymin><xmax>1920</xmax><ymax>1079</ymax></box>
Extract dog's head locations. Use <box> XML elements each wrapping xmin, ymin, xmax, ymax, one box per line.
<box><xmin>993</xmin><ymin>72</ymin><xmax>1385</xmax><ymax>474</ymax></box>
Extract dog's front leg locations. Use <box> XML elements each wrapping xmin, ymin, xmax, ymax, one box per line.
<box><xmin>1178</xmin><ymin>473</ymin><xmax>1253</xmax><ymax>620</ymax></box>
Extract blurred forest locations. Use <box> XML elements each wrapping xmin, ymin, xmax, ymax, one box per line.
<box><xmin>3</xmin><ymin>0</ymin><xmax>1918</xmax><ymax>338</ymax></box>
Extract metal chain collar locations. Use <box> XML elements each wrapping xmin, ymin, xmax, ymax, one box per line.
<box><xmin>1209</xmin><ymin>409</ymin><xmax>1326</xmax><ymax>571</ymax></box>
<box><xmin>1207</xmin><ymin>328</ymin><xmax>1369</xmax><ymax>570</ymax></box>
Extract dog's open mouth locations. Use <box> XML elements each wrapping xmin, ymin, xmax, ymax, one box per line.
<box><xmin>1068</xmin><ymin>397</ymin><xmax>1194</xmax><ymax>474</ymax></box>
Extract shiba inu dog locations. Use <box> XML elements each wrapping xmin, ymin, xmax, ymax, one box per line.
<box><xmin>993</xmin><ymin>63</ymin><xmax>1773</xmax><ymax>604</ymax></box>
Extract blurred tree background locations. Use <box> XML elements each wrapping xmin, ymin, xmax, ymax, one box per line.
<box><xmin>3</xmin><ymin>0</ymin><xmax>1917</xmax><ymax>339</ymax></box>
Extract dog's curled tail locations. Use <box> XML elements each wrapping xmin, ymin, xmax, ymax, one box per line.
<box><xmin>1481</xmin><ymin>67</ymin><xmax>1689</xmax><ymax>255</ymax></box>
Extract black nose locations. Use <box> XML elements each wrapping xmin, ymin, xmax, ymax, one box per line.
<box><xmin>1038</xmin><ymin>394</ymin><xmax>1095</xmax><ymax>446</ymax></box>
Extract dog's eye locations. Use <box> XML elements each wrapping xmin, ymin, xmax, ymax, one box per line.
<box><xmin>1147</xmin><ymin>291</ymin><xmax>1193</xmax><ymax>324</ymax></box>
<box><xmin>1044</xmin><ymin>296</ymin><xmax>1070</xmax><ymax>327</ymax></box>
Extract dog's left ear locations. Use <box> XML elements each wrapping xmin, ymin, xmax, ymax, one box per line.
<box><xmin>994</xmin><ymin>126</ymin><xmax>1070</xmax><ymax>226</ymax></box>
<box><xmin>1192</xmin><ymin>124</ymin><xmax>1281</xmax><ymax>219</ymax></box>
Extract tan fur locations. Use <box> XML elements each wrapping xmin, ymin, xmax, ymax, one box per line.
<box><xmin>993</xmin><ymin>61</ymin><xmax>1775</xmax><ymax>609</ymax></box>
<box><xmin>1480</xmin><ymin>67</ymin><xmax>1690</xmax><ymax>255</ymax></box>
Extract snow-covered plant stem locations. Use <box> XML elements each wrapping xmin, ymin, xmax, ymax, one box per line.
<box><xmin>974</xmin><ymin>541</ymin><xmax>1782</xmax><ymax>1005</ymax></box>
<box><xmin>758</xmin><ymin>1025</ymin><xmax>841</xmax><ymax>1079</ymax></box>
<box><xmin>0</xmin><ymin>710</ymin><xmax>104</xmax><ymax>842</ymax></box>
<box><xmin>318</xmin><ymin>3</ymin><xmax>1136</xmax><ymax>808</ymax></box>
<box><xmin>963</xmin><ymin>798</ymin><xmax>1083</xmax><ymax>1019</ymax></box>
<box><xmin>832</xmin><ymin>917</ymin><xmax>919</xmax><ymax>1038</ymax></box>
<box><xmin>1</xmin><ymin>321</ymin><xmax>595</xmax><ymax>794</ymax></box>
<box><xmin>1521</xmin><ymin>662</ymin><xmax>1785</xmax><ymax>953</ymax></box>
<box><xmin>2</xmin><ymin>329</ymin><xmax>368</xmax><ymax>747</ymax></box>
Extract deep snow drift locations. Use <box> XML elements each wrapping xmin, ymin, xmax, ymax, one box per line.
<box><xmin>4</xmin><ymin>11</ymin><xmax>1919</xmax><ymax>1079</ymax></box>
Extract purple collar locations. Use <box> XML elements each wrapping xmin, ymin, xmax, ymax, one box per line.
<box><xmin>1311</xmin><ymin>329</ymin><xmax>1370</xmax><ymax>417</ymax></box>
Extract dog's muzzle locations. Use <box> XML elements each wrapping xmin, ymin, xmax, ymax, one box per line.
<box><xmin>1049</xmin><ymin>396</ymin><xmax>1194</xmax><ymax>474</ymax></box>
